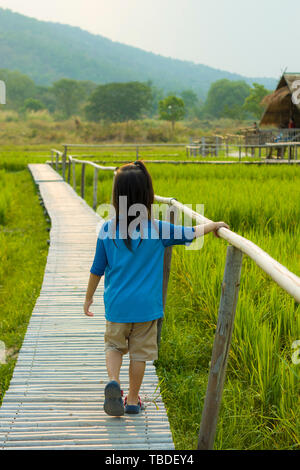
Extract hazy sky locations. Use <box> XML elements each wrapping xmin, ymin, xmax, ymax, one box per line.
<box><xmin>0</xmin><ymin>0</ymin><xmax>299</xmax><ymax>78</ymax></box>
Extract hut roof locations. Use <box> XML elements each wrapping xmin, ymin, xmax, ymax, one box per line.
<box><xmin>260</xmin><ymin>73</ymin><xmax>300</xmax><ymax>128</ymax></box>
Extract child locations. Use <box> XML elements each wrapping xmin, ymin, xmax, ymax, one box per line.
<box><xmin>84</xmin><ymin>161</ymin><xmax>229</xmax><ymax>416</ymax></box>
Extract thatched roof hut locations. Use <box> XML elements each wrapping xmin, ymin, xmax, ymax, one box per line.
<box><xmin>260</xmin><ymin>73</ymin><xmax>300</xmax><ymax>128</ymax></box>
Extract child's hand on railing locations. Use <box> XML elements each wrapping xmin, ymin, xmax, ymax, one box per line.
<box><xmin>84</xmin><ymin>297</ymin><xmax>94</xmax><ymax>317</ymax></box>
<box><xmin>213</xmin><ymin>222</ymin><xmax>230</xmax><ymax>238</ymax></box>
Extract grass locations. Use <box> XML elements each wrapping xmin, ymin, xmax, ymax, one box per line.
<box><xmin>0</xmin><ymin>111</ymin><xmax>251</xmax><ymax>146</ymax></box>
<box><xmin>0</xmin><ymin>165</ymin><xmax>49</xmax><ymax>404</ymax></box>
<box><xmin>0</xmin><ymin>145</ymin><xmax>299</xmax><ymax>449</ymax></box>
<box><xmin>152</xmin><ymin>165</ymin><xmax>300</xmax><ymax>450</ymax></box>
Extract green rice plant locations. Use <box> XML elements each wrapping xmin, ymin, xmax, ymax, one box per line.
<box><xmin>5</xmin><ymin>152</ymin><xmax>298</xmax><ymax>449</ymax></box>
<box><xmin>66</xmin><ymin>163</ymin><xmax>299</xmax><ymax>450</ymax></box>
<box><xmin>0</xmin><ymin>166</ymin><xmax>49</xmax><ymax>404</ymax></box>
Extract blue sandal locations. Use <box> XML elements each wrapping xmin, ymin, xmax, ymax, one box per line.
<box><xmin>104</xmin><ymin>380</ymin><xmax>124</xmax><ymax>416</ymax></box>
<box><xmin>124</xmin><ymin>395</ymin><xmax>143</xmax><ymax>414</ymax></box>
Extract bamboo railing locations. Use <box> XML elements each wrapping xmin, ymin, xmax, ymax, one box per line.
<box><xmin>50</xmin><ymin>149</ymin><xmax>300</xmax><ymax>450</ymax></box>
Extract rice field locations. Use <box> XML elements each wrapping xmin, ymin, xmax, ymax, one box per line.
<box><xmin>0</xmin><ymin>148</ymin><xmax>299</xmax><ymax>449</ymax></box>
<box><xmin>0</xmin><ymin>165</ymin><xmax>49</xmax><ymax>404</ymax></box>
<box><xmin>68</xmin><ymin>160</ymin><xmax>300</xmax><ymax>450</ymax></box>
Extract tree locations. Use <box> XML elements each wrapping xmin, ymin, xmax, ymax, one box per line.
<box><xmin>52</xmin><ymin>78</ymin><xmax>85</xmax><ymax>119</ymax></box>
<box><xmin>180</xmin><ymin>89</ymin><xmax>203</xmax><ymax>118</ymax></box>
<box><xmin>158</xmin><ymin>95</ymin><xmax>185</xmax><ymax>131</ymax></box>
<box><xmin>22</xmin><ymin>98</ymin><xmax>45</xmax><ymax>112</ymax></box>
<box><xmin>35</xmin><ymin>85</ymin><xmax>56</xmax><ymax>113</ymax></box>
<box><xmin>204</xmin><ymin>79</ymin><xmax>251</xmax><ymax>119</ymax></box>
<box><xmin>85</xmin><ymin>82</ymin><xmax>152</xmax><ymax>122</ymax></box>
<box><xmin>243</xmin><ymin>82</ymin><xmax>270</xmax><ymax>119</ymax></box>
<box><xmin>146</xmin><ymin>81</ymin><xmax>165</xmax><ymax>117</ymax></box>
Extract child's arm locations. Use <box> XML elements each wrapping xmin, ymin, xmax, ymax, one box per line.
<box><xmin>194</xmin><ymin>221</ymin><xmax>229</xmax><ymax>239</ymax></box>
<box><xmin>84</xmin><ymin>273</ymin><xmax>101</xmax><ymax>317</ymax></box>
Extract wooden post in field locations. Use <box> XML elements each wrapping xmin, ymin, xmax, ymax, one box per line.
<box><xmin>197</xmin><ymin>245</ymin><xmax>243</xmax><ymax>450</ymax></box>
<box><xmin>239</xmin><ymin>146</ymin><xmax>242</xmax><ymax>162</ymax></box>
<box><xmin>226</xmin><ymin>138</ymin><xmax>229</xmax><ymax>157</ymax></box>
<box><xmin>72</xmin><ymin>161</ymin><xmax>76</xmax><ymax>190</ymax></box>
<box><xmin>81</xmin><ymin>164</ymin><xmax>86</xmax><ymax>199</ymax></box>
<box><xmin>157</xmin><ymin>204</ymin><xmax>179</xmax><ymax>348</ymax></box>
<box><xmin>201</xmin><ymin>137</ymin><xmax>206</xmax><ymax>157</ymax></box>
<box><xmin>62</xmin><ymin>146</ymin><xmax>67</xmax><ymax>181</ymax></box>
<box><xmin>136</xmin><ymin>146</ymin><xmax>139</xmax><ymax>160</ymax></box>
<box><xmin>67</xmin><ymin>157</ymin><xmax>71</xmax><ymax>184</ymax></box>
<box><xmin>93</xmin><ymin>167</ymin><xmax>99</xmax><ymax>211</ymax></box>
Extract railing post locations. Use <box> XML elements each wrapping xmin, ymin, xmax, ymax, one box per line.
<box><xmin>55</xmin><ymin>152</ymin><xmax>59</xmax><ymax>172</ymax></box>
<box><xmin>62</xmin><ymin>146</ymin><xmax>67</xmax><ymax>181</ymax></box>
<box><xmin>67</xmin><ymin>157</ymin><xmax>71</xmax><ymax>184</ymax></box>
<box><xmin>197</xmin><ymin>245</ymin><xmax>243</xmax><ymax>450</ymax></box>
<box><xmin>157</xmin><ymin>204</ymin><xmax>179</xmax><ymax>348</ymax></box>
<box><xmin>93</xmin><ymin>167</ymin><xmax>99</xmax><ymax>210</ymax></box>
<box><xmin>81</xmin><ymin>163</ymin><xmax>86</xmax><ymax>199</ymax></box>
<box><xmin>50</xmin><ymin>150</ymin><xmax>54</xmax><ymax>168</ymax></box>
<box><xmin>72</xmin><ymin>161</ymin><xmax>76</xmax><ymax>190</ymax></box>
<box><xmin>201</xmin><ymin>137</ymin><xmax>206</xmax><ymax>157</ymax></box>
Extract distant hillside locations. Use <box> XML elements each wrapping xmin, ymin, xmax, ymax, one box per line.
<box><xmin>0</xmin><ymin>8</ymin><xmax>277</xmax><ymax>98</ymax></box>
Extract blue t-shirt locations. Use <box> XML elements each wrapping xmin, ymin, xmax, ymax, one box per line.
<box><xmin>90</xmin><ymin>218</ymin><xmax>195</xmax><ymax>323</ymax></box>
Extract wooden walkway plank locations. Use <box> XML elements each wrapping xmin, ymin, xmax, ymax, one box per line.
<box><xmin>0</xmin><ymin>164</ymin><xmax>174</xmax><ymax>450</ymax></box>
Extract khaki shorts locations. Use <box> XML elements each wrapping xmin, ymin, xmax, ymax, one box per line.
<box><xmin>104</xmin><ymin>320</ymin><xmax>158</xmax><ymax>362</ymax></box>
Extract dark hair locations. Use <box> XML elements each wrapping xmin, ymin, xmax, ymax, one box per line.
<box><xmin>112</xmin><ymin>160</ymin><xmax>154</xmax><ymax>251</ymax></box>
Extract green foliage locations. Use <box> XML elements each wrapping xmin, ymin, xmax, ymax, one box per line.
<box><xmin>68</xmin><ymin>161</ymin><xmax>299</xmax><ymax>449</ymax></box>
<box><xmin>52</xmin><ymin>78</ymin><xmax>86</xmax><ymax>119</ymax></box>
<box><xmin>0</xmin><ymin>69</ymin><xmax>36</xmax><ymax>110</ymax></box>
<box><xmin>0</xmin><ymin>60</ymin><xmax>272</xmax><ymax>126</ymax></box>
<box><xmin>22</xmin><ymin>97</ymin><xmax>45</xmax><ymax>112</ymax></box>
<box><xmin>180</xmin><ymin>89</ymin><xmax>203</xmax><ymax>118</ymax></box>
<box><xmin>85</xmin><ymin>81</ymin><xmax>153</xmax><ymax>122</ymax></box>
<box><xmin>0</xmin><ymin>166</ymin><xmax>48</xmax><ymax>405</ymax></box>
<box><xmin>243</xmin><ymin>82</ymin><xmax>270</xmax><ymax>119</ymax></box>
<box><xmin>159</xmin><ymin>95</ymin><xmax>185</xmax><ymax>130</ymax></box>
<box><xmin>204</xmin><ymin>79</ymin><xmax>251</xmax><ymax>119</ymax></box>
<box><xmin>146</xmin><ymin>82</ymin><xmax>165</xmax><ymax>117</ymax></box>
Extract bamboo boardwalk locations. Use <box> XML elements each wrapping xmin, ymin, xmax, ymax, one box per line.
<box><xmin>0</xmin><ymin>164</ymin><xmax>174</xmax><ymax>450</ymax></box>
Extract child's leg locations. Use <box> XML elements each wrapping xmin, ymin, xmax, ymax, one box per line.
<box><xmin>104</xmin><ymin>321</ymin><xmax>131</xmax><ymax>386</ymax></box>
<box><xmin>127</xmin><ymin>360</ymin><xmax>146</xmax><ymax>405</ymax></box>
<box><xmin>106</xmin><ymin>349</ymin><xmax>123</xmax><ymax>384</ymax></box>
<box><xmin>126</xmin><ymin>320</ymin><xmax>158</xmax><ymax>407</ymax></box>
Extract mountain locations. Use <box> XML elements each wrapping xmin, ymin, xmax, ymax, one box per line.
<box><xmin>0</xmin><ymin>8</ymin><xmax>277</xmax><ymax>98</ymax></box>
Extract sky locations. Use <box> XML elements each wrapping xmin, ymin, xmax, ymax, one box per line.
<box><xmin>0</xmin><ymin>0</ymin><xmax>299</xmax><ymax>79</ymax></box>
